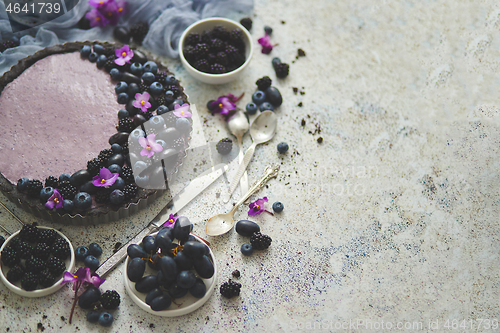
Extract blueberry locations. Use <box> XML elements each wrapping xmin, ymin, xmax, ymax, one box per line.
<box><xmin>142</xmin><ymin>72</ymin><xmax>156</xmax><ymax>85</ymax></box>
<box><xmin>130</xmin><ymin>128</ymin><xmax>145</xmax><ymax>141</ymax></box>
<box><xmin>111</xmin><ymin>143</ymin><xmax>122</xmax><ymax>154</ymax></box>
<box><xmin>117</xmin><ymin>108</ymin><xmax>129</xmax><ymax>119</ymax></box>
<box><xmin>98</xmin><ymin>312</ymin><xmax>113</xmax><ymax>327</ymax></box>
<box><xmin>176</xmin><ymin>118</ymin><xmax>190</xmax><ymax>133</ymax></box>
<box><xmin>93</xmin><ymin>44</ymin><xmax>104</xmax><ymax>54</ymax></box>
<box><xmin>246</xmin><ymin>102</ymin><xmax>258</xmax><ymax>115</ymax></box>
<box><xmin>109</xmin><ymin>178</ymin><xmax>125</xmax><ymax>192</ymax></box>
<box><xmin>75</xmin><ymin>246</ymin><xmax>89</xmax><ymax>262</ymax></box>
<box><xmin>96</xmin><ymin>54</ymin><xmax>107</xmax><ymax>68</ymax></box>
<box><xmin>277</xmin><ymin>142</ymin><xmax>289</xmax><ymax>154</ymax></box>
<box><xmin>74</xmin><ymin>192</ymin><xmax>92</xmax><ymax>210</ymax></box>
<box><xmin>86</xmin><ymin>310</ymin><xmax>100</xmax><ymax>323</ymax></box>
<box><xmin>17</xmin><ymin>178</ymin><xmax>30</xmax><ymax>191</ymax></box>
<box><xmin>264</xmin><ymin>26</ymin><xmax>273</xmax><ymax>35</ymax></box>
<box><xmin>150</xmin><ymin>82</ymin><xmax>163</xmax><ymax>96</ymax></box>
<box><xmin>110</xmin><ymin>189</ymin><xmax>125</xmax><ymax>205</ymax></box>
<box><xmin>156</xmin><ymin>139</ymin><xmax>167</xmax><ymax>151</ymax></box>
<box><xmin>78</xmin><ymin>286</ymin><xmax>101</xmax><ymax>309</ymax></box>
<box><xmin>108</xmin><ymin>164</ymin><xmax>122</xmax><ymax>174</ymax></box>
<box><xmin>84</xmin><ymin>255</ymin><xmax>99</xmax><ymax>271</ymax></box>
<box><xmin>134</xmin><ymin>175</ymin><xmax>149</xmax><ymax>188</ymax></box>
<box><xmin>272</xmin><ymin>201</ymin><xmax>284</xmax><ymax>213</ymax></box>
<box><xmin>165</xmin><ymin>90</ymin><xmax>175</xmax><ymax>102</ymax></box>
<box><xmin>40</xmin><ymin>186</ymin><xmax>55</xmax><ymax>202</ymax></box>
<box><xmin>115</xmin><ymin>81</ymin><xmax>128</xmax><ymax>94</ymax></box>
<box><xmin>133</xmin><ymin>160</ymin><xmax>148</xmax><ymax>175</ymax></box>
<box><xmin>143</xmin><ymin>61</ymin><xmax>158</xmax><ymax>74</ymax></box>
<box><xmin>117</xmin><ymin>92</ymin><xmax>129</xmax><ymax>104</ymax></box>
<box><xmin>88</xmin><ymin>52</ymin><xmax>98</xmax><ymax>63</ymax></box>
<box><xmin>80</xmin><ymin>45</ymin><xmax>91</xmax><ymax>58</ymax></box>
<box><xmin>130</xmin><ymin>62</ymin><xmax>143</xmax><ymax>76</ymax></box>
<box><xmin>63</xmin><ymin>199</ymin><xmax>74</xmax><ymax>212</ymax></box>
<box><xmin>110</xmin><ymin>68</ymin><xmax>121</xmax><ymax>81</ymax></box>
<box><xmin>88</xmin><ymin>243</ymin><xmax>102</xmax><ymax>257</ymax></box>
<box><xmin>169</xmin><ymin>99</ymin><xmax>184</xmax><ymax>111</ymax></box>
<box><xmin>259</xmin><ymin>102</ymin><xmax>274</xmax><ymax>111</ymax></box>
<box><xmin>207</xmin><ymin>100</ymin><xmax>216</xmax><ymax>112</ymax></box>
<box><xmin>241</xmin><ymin>243</ymin><xmax>253</xmax><ymax>256</ymax></box>
<box><xmin>165</xmin><ymin>74</ymin><xmax>177</xmax><ymax>85</ymax></box>
<box><xmin>272</xmin><ymin>57</ymin><xmax>282</xmax><ymax>68</ymax></box>
<box><xmin>157</xmin><ymin>105</ymin><xmax>169</xmax><ymax>115</ymax></box>
<box><xmin>128</xmin><ymin>82</ymin><xmax>140</xmax><ymax>96</ymax></box>
<box><xmin>252</xmin><ymin>90</ymin><xmax>266</xmax><ymax>105</ymax></box>
<box><xmin>148</xmin><ymin>115</ymin><xmax>165</xmax><ymax>130</ymax></box>
<box><xmin>59</xmin><ymin>173</ymin><xmax>71</xmax><ymax>182</ymax></box>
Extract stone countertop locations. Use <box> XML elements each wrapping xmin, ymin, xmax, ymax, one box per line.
<box><xmin>1</xmin><ymin>0</ymin><xmax>500</xmax><ymax>332</ymax></box>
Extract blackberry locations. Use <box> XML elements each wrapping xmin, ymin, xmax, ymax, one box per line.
<box><xmin>116</xmin><ymin>118</ymin><xmax>135</xmax><ymax>133</ymax></box>
<box><xmin>185</xmin><ymin>32</ymin><xmax>202</xmax><ymax>46</ymax></box>
<box><xmin>1</xmin><ymin>246</ymin><xmax>20</xmax><ymax>267</ymax></box>
<box><xmin>216</xmin><ymin>51</ymin><xmax>229</xmax><ymax>66</ymax></box>
<box><xmin>164</xmin><ymin>84</ymin><xmax>181</xmax><ymax>97</ymax></box>
<box><xmin>7</xmin><ymin>265</ymin><xmax>24</xmax><ymax>283</ymax></box>
<box><xmin>21</xmin><ymin>272</ymin><xmax>39</xmax><ymax>291</ymax></box>
<box><xmin>225</xmin><ymin>45</ymin><xmax>245</xmax><ymax>67</ymax></box>
<box><xmin>123</xmin><ymin>184</ymin><xmax>138</xmax><ymax>200</ymax></box>
<box><xmin>100</xmin><ymin>290</ymin><xmax>121</xmax><ymax>310</ymax></box>
<box><xmin>194</xmin><ymin>43</ymin><xmax>209</xmax><ymax>60</ymax></box>
<box><xmin>38</xmin><ymin>228</ymin><xmax>57</xmax><ymax>245</ymax></box>
<box><xmin>58</xmin><ymin>180</ymin><xmax>77</xmax><ymax>201</ymax></box>
<box><xmin>87</xmin><ymin>157</ymin><xmax>104</xmax><ymax>176</ymax></box>
<box><xmin>25</xmin><ymin>257</ymin><xmax>46</xmax><ymax>273</ymax></box>
<box><xmin>51</xmin><ymin>238</ymin><xmax>71</xmax><ymax>260</ymax></box>
<box><xmin>143</xmin><ymin>110</ymin><xmax>154</xmax><ymax>120</ymax></box>
<box><xmin>16</xmin><ymin>240</ymin><xmax>34</xmax><ymax>260</ymax></box>
<box><xmin>120</xmin><ymin>166</ymin><xmax>134</xmax><ymax>183</ymax></box>
<box><xmin>139</xmin><ymin>81</ymin><xmax>150</xmax><ymax>93</ymax></box>
<box><xmin>194</xmin><ymin>59</ymin><xmax>210</xmax><ymax>73</ymax></box>
<box><xmin>211</xmin><ymin>25</ymin><xmax>230</xmax><ymax>41</ymax></box>
<box><xmin>130</xmin><ymin>21</ymin><xmax>149</xmax><ymax>43</ymax></box>
<box><xmin>102</xmin><ymin>46</ymin><xmax>115</xmax><ymax>57</ymax></box>
<box><xmin>210</xmin><ymin>38</ymin><xmax>225</xmax><ymax>52</ymax></box>
<box><xmin>46</xmin><ymin>256</ymin><xmax>66</xmax><ymax>276</ymax></box>
<box><xmin>38</xmin><ymin>269</ymin><xmax>56</xmax><ymax>288</ymax></box>
<box><xmin>274</xmin><ymin>62</ymin><xmax>289</xmax><ymax>79</ymax></box>
<box><xmin>156</xmin><ymin>95</ymin><xmax>169</xmax><ymax>106</ymax></box>
<box><xmin>104</xmin><ymin>56</ymin><xmax>118</xmax><ymax>72</ymax></box>
<box><xmin>201</xmin><ymin>30</ymin><xmax>212</xmax><ymax>44</ymax></box>
<box><xmin>0</xmin><ymin>235</ymin><xmax>4</xmax><ymax>247</ymax></box>
<box><xmin>26</xmin><ymin>179</ymin><xmax>43</xmax><ymax>197</ymax></box>
<box><xmin>0</xmin><ymin>39</ymin><xmax>20</xmax><ymax>53</ymax></box>
<box><xmin>210</xmin><ymin>63</ymin><xmax>226</xmax><ymax>74</ymax></box>
<box><xmin>256</xmin><ymin>76</ymin><xmax>272</xmax><ymax>91</ymax></box>
<box><xmin>19</xmin><ymin>223</ymin><xmax>40</xmax><ymax>243</ymax></box>
<box><xmin>45</xmin><ymin>176</ymin><xmax>59</xmax><ymax>189</ymax></box>
<box><xmin>155</xmin><ymin>72</ymin><xmax>168</xmax><ymax>84</ymax></box>
<box><xmin>216</xmin><ymin>138</ymin><xmax>233</xmax><ymax>155</ymax></box>
<box><xmin>229</xmin><ymin>29</ymin><xmax>244</xmax><ymax>47</ymax></box>
<box><xmin>95</xmin><ymin>189</ymin><xmax>111</xmax><ymax>204</ymax></box>
<box><xmin>250</xmin><ymin>232</ymin><xmax>272</xmax><ymax>250</ymax></box>
<box><xmin>163</xmin><ymin>112</ymin><xmax>178</xmax><ymax>127</ymax></box>
<box><xmin>183</xmin><ymin>45</ymin><xmax>197</xmax><ymax>62</ymax></box>
<box><xmin>207</xmin><ymin>53</ymin><xmax>217</xmax><ymax>64</ymax></box>
<box><xmin>240</xmin><ymin>17</ymin><xmax>252</xmax><ymax>31</ymax></box>
<box><xmin>170</xmin><ymin>137</ymin><xmax>184</xmax><ymax>150</ymax></box>
<box><xmin>121</xmin><ymin>142</ymin><xmax>129</xmax><ymax>155</ymax></box>
<box><xmin>98</xmin><ymin>149</ymin><xmax>114</xmax><ymax>162</ymax></box>
<box><xmin>33</xmin><ymin>243</ymin><xmax>51</xmax><ymax>261</ymax></box>
<box><xmin>220</xmin><ymin>280</ymin><xmax>242</xmax><ymax>298</ymax></box>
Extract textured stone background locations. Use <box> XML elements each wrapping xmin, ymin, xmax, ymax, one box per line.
<box><xmin>1</xmin><ymin>0</ymin><xmax>500</xmax><ymax>332</ymax></box>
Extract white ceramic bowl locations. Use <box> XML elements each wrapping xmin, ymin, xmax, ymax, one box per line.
<box><xmin>0</xmin><ymin>226</ymin><xmax>75</xmax><ymax>297</ymax></box>
<box><xmin>179</xmin><ymin>17</ymin><xmax>253</xmax><ymax>84</ymax></box>
<box><xmin>124</xmin><ymin>233</ymin><xmax>217</xmax><ymax>316</ymax></box>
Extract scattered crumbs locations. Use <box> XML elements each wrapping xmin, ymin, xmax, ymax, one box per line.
<box><xmin>193</xmin><ymin>167</ymin><xmax>197</xmax><ymax>173</ymax></box>
<box><xmin>298</xmin><ymin>252</ymin><xmax>301</xmax><ymax>254</ymax></box>
<box><xmin>281</xmin><ymin>20</ymin><xmax>286</xmax><ymax>24</ymax></box>
<box><xmin>300</xmin><ymin>91</ymin><xmax>305</xmax><ymax>95</ymax></box>
<box><xmin>226</xmin><ymin>263</ymin><xmax>229</xmax><ymax>266</ymax></box>
<box><xmin>113</xmin><ymin>242</ymin><xmax>122</xmax><ymax>253</ymax></box>
<box><xmin>216</xmin><ymin>192</ymin><xmax>220</xmax><ymax>199</ymax></box>
<box><xmin>298</xmin><ymin>48</ymin><xmax>306</xmax><ymax>57</ymax></box>
<box><xmin>307</xmin><ymin>114</ymin><xmax>310</xmax><ymax>118</ymax></box>
<box><xmin>206</xmin><ymin>316</ymin><xmax>210</xmax><ymax>321</ymax></box>
<box><xmin>61</xmin><ymin>316</ymin><xmax>66</xmax><ymax>321</ymax></box>
<box><xmin>149</xmin><ymin>323</ymin><xmax>155</xmax><ymax>328</ymax></box>
<box><xmin>298</xmin><ymin>102</ymin><xmax>303</xmax><ymax>107</ymax></box>
<box><xmin>7</xmin><ymin>328</ymin><xmax>10</xmax><ymax>332</ymax></box>
<box><xmin>130</xmin><ymin>326</ymin><xmax>133</xmax><ymax>329</ymax></box>
<box><xmin>317</xmin><ymin>137</ymin><xmax>323</xmax><ymax>144</ymax></box>
<box><xmin>42</xmin><ymin>315</ymin><xmax>47</xmax><ymax>319</ymax></box>
<box><xmin>37</xmin><ymin>323</ymin><xmax>44</xmax><ymax>332</ymax></box>
<box><xmin>301</xmin><ymin>119</ymin><xmax>306</xmax><ymax>126</ymax></box>
<box><xmin>292</xmin><ymin>60</ymin><xmax>295</xmax><ymax>63</ymax></box>
<box><xmin>293</xmin><ymin>87</ymin><xmax>298</xmax><ymax>94</ymax></box>
<box><xmin>232</xmin><ymin>270</ymin><xmax>241</xmax><ymax>278</ymax></box>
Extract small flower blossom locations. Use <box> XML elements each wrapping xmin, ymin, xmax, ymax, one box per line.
<box><xmin>114</xmin><ymin>44</ymin><xmax>134</xmax><ymax>66</ymax></box>
<box><xmin>173</xmin><ymin>103</ymin><xmax>192</xmax><ymax>118</ymax></box>
<box><xmin>92</xmin><ymin>167</ymin><xmax>119</xmax><ymax>187</ymax></box>
<box><xmin>85</xmin><ymin>8</ymin><xmax>108</xmax><ymax>27</ymax></box>
<box><xmin>88</xmin><ymin>272</ymin><xmax>106</xmax><ymax>288</ymax></box>
<box><xmin>138</xmin><ymin>134</ymin><xmax>163</xmax><ymax>158</ymax></box>
<box><xmin>258</xmin><ymin>34</ymin><xmax>274</xmax><ymax>54</ymax></box>
<box><xmin>88</xmin><ymin>0</ymin><xmax>111</xmax><ymax>8</ymax></box>
<box><xmin>101</xmin><ymin>1</ymin><xmax>120</xmax><ymax>25</ymax></box>
<box><xmin>114</xmin><ymin>0</ymin><xmax>127</xmax><ymax>15</ymax></box>
<box><xmin>209</xmin><ymin>93</ymin><xmax>244</xmax><ymax>118</ymax></box>
<box><xmin>248</xmin><ymin>197</ymin><xmax>269</xmax><ymax>215</ymax></box>
<box><xmin>133</xmin><ymin>92</ymin><xmax>151</xmax><ymax>112</ymax></box>
<box><xmin>162</xmin><ymin>214</ymin><xmax>178</xmax><ymax>228</ymax></box>
<box><xmin>45</xmin><ymin>189</ymin><xmax>63</xmax><ymax>209</ymax></box>
<box><xmin>61</xmin><ymin>267</ymin><xmax>92</xmax><ymax>291</ymax></box>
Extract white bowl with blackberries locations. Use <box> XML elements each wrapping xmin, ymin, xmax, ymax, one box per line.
<box><xmin>123</xmin><ymin>216</ymin><xmax>217</xmax><ymax>316</ymax></box>
<box><xmin>0</xmin><ymin>223</ymin><xmax>75</xmax><ymax>297</ymax></box>
<box><xmin>179</xmin><ymin>17</ymin><xmax>253</xmax><ymax>84</ymax></box>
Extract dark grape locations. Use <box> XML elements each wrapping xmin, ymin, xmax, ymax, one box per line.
<box><xmin>155</xmin><ymin>228</ymin><xmax>174</xmax><ymax>252</ymax></box>
<box><xmin>177</xmin><ymin>270</ymin><xmax>197</xmax><ymax>289</ymax></box>
<box><xmin>145</xmin><ymin>288</ymin><xmax>163</xmax><ymax>305</ymax></box>
<box><xmin>127</xmin><ymin>244</ymin><xmax>147</xmax><ymax>259</ymax></box>
<box><xmin>173</xmin><ymin>251</ymin><xmax>193</xmax><ymax>271</ymax></box>
<box><xmin>173</xmin><ymin>216</ymin><xmax>193</xmax><ymax>242</ymax></box>
<box><xmin>147</xmin><ymin>253</ymin><xmax>160</xmax><ymax>270</ymax></box>
<box><xmin>135</xmin><ymin>275</ymin><xmax>159</xmax><ymax>293</ymax></box>
<box><xmin>150</xmin><ymin>295</ymin><xmax>172</xmax><ymax>311</ymax></box>
<box><xmin>189</xmin><ymin>278</ymin><xmax>207</xmax><ymax>298</ymax></box>
<box><xmin>193</xmin><ymin>255</ymin><xmax>214</xmax><ymax>279</ymax></box>
<box><xmin>235</xmin><ymin>220</ymin><xmax>261</xmax><ymax>237</ymax></box>
<box><xmin>159</xmin><ymin>256</ymin><xmax>178</xmax><ymax>282</ymax></box>
<box><xmin>168</xmin><ymin>282</ymin><xmax>188</xmax><ymax>299</ymax></box>
<box><xmin>182</xmin><ymin>241</ymin><xmax>207</xmax><ymax>260</ymax></box>
<box><xmin>127</xmin><ymin>257</ymin><xmax>146</xmax><ymax>282</ymax></box>
<box><xmin>142</xmin><ymin>235</ymin><xmax>156</xmax><ymax>253</ymax></box>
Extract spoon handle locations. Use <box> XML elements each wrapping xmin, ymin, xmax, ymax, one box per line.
<box><xmin>226</xmin><ymin>143</ymin><xmax>256</xmax><ymax>202</ymax></box>
<box><xmin>237</xmin><ymin>136</ymin><xmax>249</xmax><ymax>195</ymax></box>
<box><xmin>229</xmin><ymin>163</ymin><xmax>280</xmax><ymax>215</ymax></box>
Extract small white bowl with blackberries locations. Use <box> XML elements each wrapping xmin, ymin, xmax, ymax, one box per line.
<box><xmin>179</xmin><ymin>17</ymin><xmax>253</xmax><ymax>84</ymax></box>
<box><xmin>0</xmin><ymin>223</ymin><xmax>75</xmax><ymax>297</ymax></box>
<box><xmin>123</xmin><ymin>216</ymin><xmax>217</xmax><ymax>316</ymax></box>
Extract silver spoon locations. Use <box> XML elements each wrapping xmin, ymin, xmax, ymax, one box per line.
<box><xmin>225</xmin><ymin>111</ymin><xmax>277</xmax><ymax>202</ymax></box>
<box><xmin>205</xmin><ymin>163</ymin><xmax>280</xmax><ymax>236</ymax></box>
<box><xmin>227</xmin><ymin>110</ymin><xmax>250</xmax><ymax>194</ymax></box>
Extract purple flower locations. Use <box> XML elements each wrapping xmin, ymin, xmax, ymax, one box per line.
<box><xmin>115</xmin><ymin>0</ymin><xmax>127</xmax><ymax>15</ymax></box>
<box><xmin>248</xmin><ymin>197</ymin><xmax>268</xmax><ymax>215</ymax></box>
<box><xmin>210</xmin><ymin>96</ymin><xmax>236</xmax><ymax>116</ymax></box>
<box><xmin>162</xmin><ymin>214</ymin><xmax>179</xmax><ymax>228</ymax></box>
<box><xmin>138</xmin><ymin>134</ymin><xmax>163</xmax><ymax>158</ymax></box>
<box><xmin>258</xmin><ymin>34</ymin><xmax>273</xmax><ymax>54</ymax></box>
<box><xmin>101</xmin><ymin>1</ymin><xmax>120</xmax><ymax>25</ymax></box>
<box><xmin>114</xmin><ymin>44</ymin><xmax>134</xmax><ymax>66</ymax></box>
<box><xmin>88</xmin><ymin>0</ymin><xmax>111</xmax><ymax>8</ymax></box>
<box><xmin>92</xmin><ymin>167</ymin><xmax>119</xmax><ymax>187</ymax></box>
<box><xmin>173</xmin><ymin>103</ymin><xmax>192</xmax><ymax>118</ymax></box>
<box><xmin>88</xmin><ymin>272</ymin><xmax>106</xmax><ymax>288</ymax></box>
<box><xmin>85</xmin><ymin>8</ymin><xmax>108</xmax><ymax>27</ymax></box>
<box><xmin>44</xmin><ymin>189</ymin><xmax>63</xmax><ymax>209</ymax></box>
<box><xmin>132</xmin><ymin>92</ymin><xmax>151</xmax><ymax>112</ymax></box>
<box><xmin>61</xmin><ymin>267</ymin><xmax>92</xmax><ymax>291</ymax></box>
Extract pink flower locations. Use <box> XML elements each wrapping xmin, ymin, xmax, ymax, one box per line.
<box><xmin>248</xmin><ymin>197</ymin><xmax>269</xmax><ymax>215</ymax></box>
<box><xmin>114</xmin><ymin>44</ymin><xmax>134</xmax><ymax>66</ymax></box>
<box><xmin>88</xmin><ymin>0</ymin><xmax>111</xmax><ymax>8</ymax></box>
<box><xmin>139</xmin><ymin>134</ymin><xmax>163</xmax><ymax>158</ymax></box>
<box><xmin>258</xmin><ymin>34</ymin><xmax>273</xmax><ymax>54</ymax></box>
<box><xmin>85</xmin><ymin>8</ymin><xmax>108</xmax><ymax>27</ymax></box>
<box><xmin>209</xmin><ymin>93</ymin><xmax>244</xmax><ymax>117</ymax></box>
<box><xmin>133</xmin><ymin>92</ymin><xmax>151</xmax><ymax>112</ymax></box>
<box><xmin>162</xmin><ymin>214</ymin><xmax>178</xmax><ymax>228</ymax></box>
<box><xmin>173</xmin><ymin>103</ymin><xmax>192</xmax><ymax>118</ymax></box>
<box><xmin>61</xmin><ymin>267</ymin><xmax>92</xmax><ymax>291</ymax></box>
<box><xmin>88</xmin><ymin>272</ymin><xmax>106</xmax><ymax>288</ymax></box>
<box><xmin>44</xmin><ymin>189</ymin><xmax>63</xmax><ymax>209</ymax></box>
<box><xmin>101</xmin><ymin>1</ymin><xmax>120</xmax><ymax>25</ymax></box>
<box><xmin>92</xmin><ymin>167</ymin><xmax>119</xmax><ymax>187</ymax></box>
